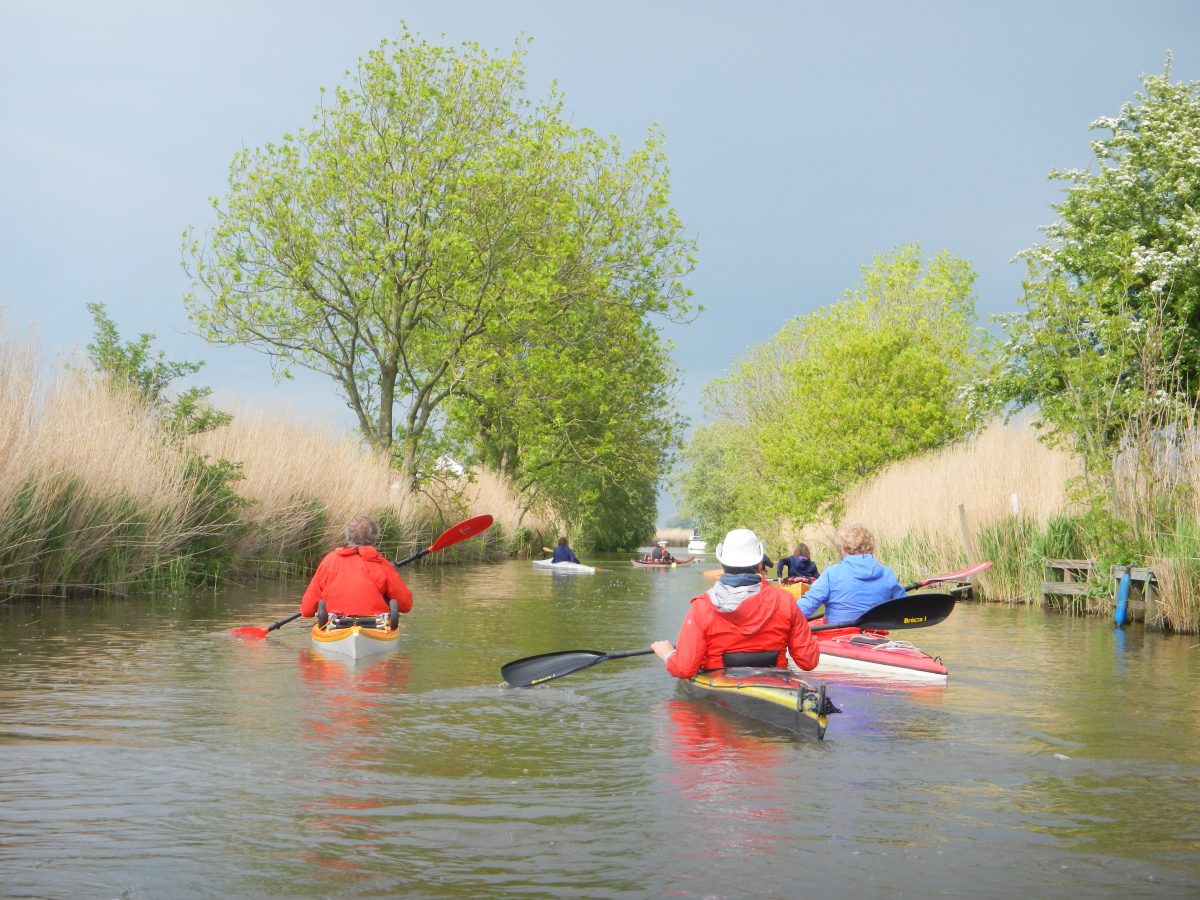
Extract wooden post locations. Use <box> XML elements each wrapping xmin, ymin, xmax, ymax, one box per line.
<box><xmin>958</xmin><ymin>503</ymin><xmax>973</xmax><ymax>559</ymax></box>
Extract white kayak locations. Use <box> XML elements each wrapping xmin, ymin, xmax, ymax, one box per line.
<box><xmin>532</xmin><ymin>558</ymin><xmax>596</xmax><ymax>574</ymax></box>
<box><xmin>310</xmin><ymin>620</ymin><xmax>402</xmax><ymax>659</ymax></box>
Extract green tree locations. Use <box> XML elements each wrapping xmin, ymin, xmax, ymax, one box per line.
<box><xmin>86</xmin><ymin>302</ymin><xmax>231</xmax><ymax>435</ymax></box>
<box><xmin>679</xmin><ymin>244</ymin><xmax>988</xmax><ymax>540</ymax></box>
<box><xmin>982</xmin><ymin>60</ymin><xmax>1200</xmax><ymax>530</ymax></box>
<box><xmin>447</xmin><ymin>297</ymin><xmax>683</xmax><ymax>545</ymax></box>
<box><xmin>184</xmin><ymin>29</ymin><xmax>695</xmax><ymax>485</ymax></box>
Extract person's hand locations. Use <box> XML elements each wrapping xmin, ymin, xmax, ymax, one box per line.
<box><xmin>651</xmin><ymin>640</ymin><xmax>674</xmax><ymax>660</ymax></box>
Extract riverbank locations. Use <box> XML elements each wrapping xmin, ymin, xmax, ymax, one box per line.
<box><xmin>0</xmin><ymin>328</ymin><xmax>551</xmax><ymax>600</ymax></box>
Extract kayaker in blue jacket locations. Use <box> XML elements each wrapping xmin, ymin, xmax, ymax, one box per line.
<box><xmin>551</xmin><ymin>536</ymin><xmax>581</xmax><ymax>565</ymax></box>
<box><xmin>777</xmin><ymin>543</ymin><xmax>819</xmax><ymax>583</ymax></box>
<box><xmin>798</xmin><ymin>524</ymin><xmax>905</xmax><ymax>625</ymax></box>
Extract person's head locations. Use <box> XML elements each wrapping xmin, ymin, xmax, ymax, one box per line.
<box><xmin>344</xmin><ymin>515</ymin><xmax>381</xmax><ymax>547</ymax></box>
<box><xmin>657</xmin><ymin>540</ymin><xmax>669</xmax><ymax>547</ymax></box>
<box><xmin>715</xmin><ymin>528</ymin><xmax>765</xmax><ymax>574</ymax></box>
<box><xmin>837</xmin><ymin>523</ymin><xmax>875</xmax><ymax>557</ymax></box>
<box><xmin>557</xmin><ymin>536</ymin><xmax>570</xmax><ymax>548</ymax></box>
<box><xmin>793</xmin><ymin>543</ymin><xmax>811</xmax><ymax>559</ymax></box>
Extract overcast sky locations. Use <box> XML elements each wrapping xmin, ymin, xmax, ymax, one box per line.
<box><xmin>3</xmin><ymin>1</ymin><xmax>1198</xmax><ymax>519</ymax></box>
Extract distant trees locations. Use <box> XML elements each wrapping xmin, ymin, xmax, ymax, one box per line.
<box><xmin>184</xmin><ymin>29</ymin><xmax>694</xmax><ymax>543</ymax></box>
<box><xmin>677</xmin><ymin>244</ymin><xmax>989</xmax><ymax>541</ymax></box>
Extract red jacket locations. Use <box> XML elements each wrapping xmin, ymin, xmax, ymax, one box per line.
<box><xmin>665</xmin><ymin>580</ymin><xmax>819</xmax><ymax>678</ymax></box>
<box><xmin>300</xmin><ymin>546</ymin><xmax>413</xmax><ymax>618</ymax></box>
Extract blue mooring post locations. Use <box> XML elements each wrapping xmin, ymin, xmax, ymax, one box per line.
<box><xmin>1114</xmin><ymin>568</ymin><xmax>1132</xmax><ymax>627</ymax></box>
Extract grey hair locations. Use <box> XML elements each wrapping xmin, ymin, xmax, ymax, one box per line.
<box><xmin>344</xmin><ymin>515</ymin><xmax>380</xmax><ymax>547</ymax></box>
<box><xmin>837</xmin><ymin>523</ymin><xmax>875</xmax><ymax>556</ymax></box>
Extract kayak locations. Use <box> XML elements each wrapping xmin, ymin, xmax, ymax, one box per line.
<box><xmin>532</xmin><ymin>558</ymin><xmax>597</xmax><ymax>574</ymax></box>
<box><xmin>679</xmin><ymin>667</ymin><xmax>839</xmax><ymax>739</ymax></box>
<box><xmin>814</xmin><ymin>626</ymin><xmax>948</xmax><ymax>679</ymax></box>
<box><xmin>310</xmin><ymin>619</ymin><xmax>402</xmax><ymax>659</ymax></box>
<box><xmin>779</xmin><ymin>579</ymin><xmax>811</xmax><ymax>599</ymax></box>
<box><xmin>631</xmin><ymin>556</ymin><xmax>696</xmax><ymax>568</ymax></box>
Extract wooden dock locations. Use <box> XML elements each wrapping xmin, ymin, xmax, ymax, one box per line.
<box><xmin>1041</xmin><ymin>558</ymin><xmax>1158</xmax><ymax>623</ymax></box>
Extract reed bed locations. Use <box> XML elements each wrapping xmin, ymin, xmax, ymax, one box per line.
<box><xmin>0</xmin><ymin>335</ymin><xmax>219</xmax><ymax>596</ymax></box>
<box><xmin>654</xmin><ymin>527</ymin><xmax>693</xmax><ymax>547</ymax></box>
<box><xmin>0</xmin><ymin>324</ymin><xmax>545</xmax><ymax>599</ymax></box>
<box><xmin>191</xmin><ymin>405</ymin><xmax>421</xmax><ymax>567</ymax></box>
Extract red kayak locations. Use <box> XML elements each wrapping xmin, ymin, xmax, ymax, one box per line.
<box><xmin>630</xmin><ymin>556</ymin><xmax>696</xmax><ymax>568</ymax></box>
<box><xmin>813</xmin><ymin>625</ymin><xmax>948</xmax><ymax>679</ymax></box>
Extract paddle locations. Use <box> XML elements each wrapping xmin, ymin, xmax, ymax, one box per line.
<box><xmin>231</xmin><ymin>513</ymin><xmax>495</xmax><ymax>638</ymax></box>
<box><xmin>903</xmin><ymin>560</ymin><xmax>992</xmax><ymax>591</ymax></box>
<box><xmin>809</xmin><ymin>592</ymin><xmax>957</xmax><ymax>632</ymax></box>
<box><xmin>500</xmin><ymin>592</ymin><xmax>960</xmax><ymax>687</ymax></box>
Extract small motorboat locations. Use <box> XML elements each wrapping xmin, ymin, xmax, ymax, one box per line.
<box><xmin>679</xmin><ymin>667</ymin><xmax>839</xmax><ymax>739</ymax></box>
<box><xmin>687</xmin><ymin>528</ymin><xmax>707</xmax><ymax>552</ymax></box>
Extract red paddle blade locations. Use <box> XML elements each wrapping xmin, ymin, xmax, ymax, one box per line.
<box><xmin>919</xmin><ymin>560</ymin><xmax>994</xmax><ymax>586</ymax></box>
<box><xmin>230</xmin><ymin>626</ymin><xmax>269</xmax><ymax>639</ymax></box>
<box><xmin>428</xmin><ymin>514</ymin><xmax>494</xmax><ymax>552</ymax></box>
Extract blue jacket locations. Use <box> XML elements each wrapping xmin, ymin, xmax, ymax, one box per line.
<box><xmin>798</xmin><ymin>554</ymin><xmax>906</xmax><ymax>625</ymax></box>
<box><xmin>552</xmin><ymin>545</ymin><xmax>580</xmax><ymax>564</ymax></box>
<box><xmin>777</xmin><ymin>555</ymin><xmax>819</xmax><ymax>580</ymax></box>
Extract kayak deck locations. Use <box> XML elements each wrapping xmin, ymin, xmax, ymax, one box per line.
<box><xmin>532</xmin><ymin>558</ymin><xmax>596</xmax><ymax>574</ymax></box>
<box><xmin>815</xmin><ymin>627</ymin><xmax>948</xmax><ymax>679</ymax></box>
<box><xmin>310</xmin><ymin>620</ymin><xmax>402</xmax><ymax>659</ymax></box>
<box><xmin>680</xmin><ymin>667</ymin><xmax>838</xmax><ymax>739</ymax></box>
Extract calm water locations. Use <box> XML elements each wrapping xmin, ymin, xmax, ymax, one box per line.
<box><xmin>2</xmin><ymin>558</ymin><xmax>1198</xmax><ymax>898</ymax></box>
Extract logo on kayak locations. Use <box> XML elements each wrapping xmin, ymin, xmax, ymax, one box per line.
<box><xmin>903</xmin><ymin>615</ymin><xmax>928</xmax><ymax>624</ymax></box>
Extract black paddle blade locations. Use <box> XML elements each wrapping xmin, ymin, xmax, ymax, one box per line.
<box><xmin>501</xmin><ymin>650</ymin><xmax>608</xmax><ymax>687</ymax></box>
<box><xmin>857</xmin><ymin>593</ymin><xmax>956</xmax><ymax>630</ymax></box>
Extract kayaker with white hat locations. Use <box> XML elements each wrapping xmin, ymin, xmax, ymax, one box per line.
<box><xmin>650</xmin><ymin>527</ymin><xmax>819</xmax><ymax>678</ymax></box>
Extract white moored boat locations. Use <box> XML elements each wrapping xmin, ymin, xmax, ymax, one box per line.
<box><xmin>532</xmin><ymin>558</ymin><xmax>596</xmax><ymax>574</ymax></box>
<box><xmin>687</xmin><ymin>528</ymin><xmax>707</xmax><ymax>552</ymax></box>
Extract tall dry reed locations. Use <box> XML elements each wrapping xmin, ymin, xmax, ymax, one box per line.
<box><xmin>191</xmin><ymin>405</ymin><xmax>421</xmax><ymax>563</ymax></box>
<box><xmin>0</xmin><ymin>329</ymin><xmax>219</xmax><ymax>596</ymax></box>
<box><xmin>794</xmin><ymin>417</ymin><xmax>1084</xmax><ymax>603</ymax></box>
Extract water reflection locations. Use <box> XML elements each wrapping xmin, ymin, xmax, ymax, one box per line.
<box><xmin>3</xmin><ymin>570</ymin><xmax>1200</xmax><ymax>896</ymax></box>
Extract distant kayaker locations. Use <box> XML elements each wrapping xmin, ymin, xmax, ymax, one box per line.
<box><xmin>650</xmin><ymin>540</ymin><xmax>675</xmax><ymax>563</ymax></box>
<box><xmin>551</xmin><ymin>536</ymin><xmax>581</xmax><ymax>564</ymax></box>
<box><xmin>650</xmin><ymin>528</ymin><xmax>820</xmax><ymax>678</ymax></box>
<box><xmin>797</xmin><ymin>523</ymin><xmax>905</xmax><ymax>625</ymax></box>
<box><xmin>777</xmin><ymin>543</ymin><xmax>820</xmax><ymax>583</ymax></box>
<box><xmin>300</xmin><ymin>515</ymin><xmax>413</xmax><ymax>620</ymax></box>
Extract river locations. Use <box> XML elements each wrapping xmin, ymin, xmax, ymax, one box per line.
<box><xmin>2</xmin><ymin>558</ymin><xmax>1198</xmax><ymax>898</ymax></box>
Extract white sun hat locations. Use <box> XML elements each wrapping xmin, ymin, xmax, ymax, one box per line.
<box><xmin>715</xmin><ymin>528</ymin><xmax>764</xmax><ymax>567</ymax></box>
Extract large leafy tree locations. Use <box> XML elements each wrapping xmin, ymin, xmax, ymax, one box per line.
<box><xmin>678</xmin><ymin>244</ymin><xmax>988</xmax><ymax>540</ymax></box>
<box><xmin>984</xmin><ymin>60</ymin><xmax>1200</xmax><ymax>522</ymax></box>
<box><xmin>184</xmin><ymin>30</ymin><xmax>695</xmax><ymax>488</ymax></box>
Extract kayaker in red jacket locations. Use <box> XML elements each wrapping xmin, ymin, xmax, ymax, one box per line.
<box><xmin>651</xmin><ymin>528</ymin><xmax>819</xmax><ymax>678</ymax></box>
<box><xmin>300</xmin><ymin>516</ymin><xmax>413</xmax><ymax>618</ymax></box>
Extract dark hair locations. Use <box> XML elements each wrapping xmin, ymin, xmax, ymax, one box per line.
<box><xmin>795</xmin><ymin>543</ymin><xmax>811</xmax><ymax>558</ymax></box>
<box><xmin>557</xmin><ymin>536</ymin><xmax>569</xmax><ymax>547</ymax></box>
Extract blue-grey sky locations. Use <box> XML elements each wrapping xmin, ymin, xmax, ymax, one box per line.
<box><xmin>3</xmin><ymin>1</ymin><xmax>1198</xmax><ymax>518</ymax></box>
